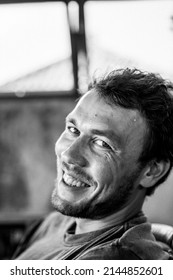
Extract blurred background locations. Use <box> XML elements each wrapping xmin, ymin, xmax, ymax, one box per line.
<box><xmin>0</xmin><ymin>0</ymin><xmax>172</xmax><ymax>258</ymax></box>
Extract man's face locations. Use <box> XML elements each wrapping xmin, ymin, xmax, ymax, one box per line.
<box><xmin>52</xmin><ymin>90</ymin><xmax>147</xmax><ymax>219</ymax></box>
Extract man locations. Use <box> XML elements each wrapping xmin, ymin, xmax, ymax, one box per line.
<box><xmin>16</xmin><ymin>68</ymin><xmax>173</xmax><ymax>259</ymax></box>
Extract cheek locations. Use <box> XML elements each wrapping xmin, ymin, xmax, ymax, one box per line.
<box><xmin>92</xmin><ymin>153</ymin><xmax>117</xmax><ymax>185</ymax></box>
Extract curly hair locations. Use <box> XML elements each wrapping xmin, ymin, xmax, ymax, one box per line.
<box><xmin>89</xmin><ymin>68</ymin><xmax>173</xmax><ymax>195</ymax></box>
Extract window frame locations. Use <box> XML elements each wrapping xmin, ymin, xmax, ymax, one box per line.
<box><xmin>0</xmin><ymin>0</ymin><xmax>169</xmax><ymax>101</ymax></box>
<box><xmin>0</xmin><ymin>0</ymin><xmax>88</xmax><ymax>100</ymax></box>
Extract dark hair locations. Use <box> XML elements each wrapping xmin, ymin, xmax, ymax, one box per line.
<box><xmin>89</xmin><ymin>68</ymin><xmax>173</xmax><ymax>195</ymax></box>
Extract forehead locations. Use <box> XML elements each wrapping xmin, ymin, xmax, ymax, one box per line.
<box><xmin>68</xmin><ymin>90</ymin><xmax>146</xmax><ymax>133</ymax></box>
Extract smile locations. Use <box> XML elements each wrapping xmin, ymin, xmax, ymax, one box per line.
<box><xmin>62</xmin><ymin>173</ymin><xmax>90</xmax><ymax>188</ymax></box>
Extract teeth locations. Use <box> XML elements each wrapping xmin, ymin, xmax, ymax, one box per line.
<box><xmin>76</xmin><ymin>181</ymin><xmax>81</xmax><ymax>187</ymax></box>
<box><xmin>63</xmin><ymin>173</ymin><xmax>89</xmax><ymax>188</ymax></box>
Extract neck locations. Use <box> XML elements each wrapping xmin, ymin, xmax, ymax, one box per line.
<box><xmin>75</xmin><ymin>189</ymin><xmax>146</xmax><ymax>234</ymax></box>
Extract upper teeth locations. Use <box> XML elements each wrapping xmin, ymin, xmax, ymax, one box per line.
<box><xmin>63</xmin><ymin>173</ymin><xmax>89</xmax><ymax>188</ymax></box>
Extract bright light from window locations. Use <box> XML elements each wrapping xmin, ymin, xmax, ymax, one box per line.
<box><xmin>0</xmin><ymin>2</ymin><xmax>73</xmax><ymax>92</ymax></box>
<box><xmin>85</xmin><ymin>0</ymin><xmax>173</xmax><ymax>81</ymax></box>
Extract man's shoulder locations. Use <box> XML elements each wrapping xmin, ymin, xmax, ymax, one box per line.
<box><xmin>20</xmin><ymin>211</ymin><xmax>72</xmax><ymax>248</ymax></box>
<box><xmin>79</xmin><ymin>222</ymin><xmax>170</xmax><ymax>260</ymax></box>
<box><xmin>118</xmin><ymin>222</ymin><xmax>168</xmax><ymax>259</ymax></box>
<box><xmin>13</xmin><ymin>211</ymin><xmax>71</xmax><ymax>259</ymax></box>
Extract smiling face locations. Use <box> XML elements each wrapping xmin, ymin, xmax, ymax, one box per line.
<box><xmin>52</xmin><ymin>90</ymin><xmax>148</xmax><ymax>219</ymax></box>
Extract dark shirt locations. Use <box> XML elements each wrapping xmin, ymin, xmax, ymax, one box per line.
<box><xmin>16</xmin><ymin>211</ymin><xmax>170</xmax><ymax>260</ymax></box>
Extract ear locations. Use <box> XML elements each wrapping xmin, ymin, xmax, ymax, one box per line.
<box><xmin>139</xmin><ymin>160</ymin><xmax>170</xmax><ymax>188</ymax></box>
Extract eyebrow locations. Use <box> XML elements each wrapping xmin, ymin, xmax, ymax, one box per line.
<box><xmin>66</xmin><ymin>116</ymin><xmax>122</xmax><ymax>145</ymax></box>
<box><xmin>65</xmin><ymin>116</ymin><xmax>77</xmax><ymax>126</ymax></box>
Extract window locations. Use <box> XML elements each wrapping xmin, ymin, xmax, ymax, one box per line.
<box><xmin>0</xmin><ymin>2</ymin><xmax>74</xmax><ymax>96</ymax></box>
<box><xmin>85</xmin><ymin>0</ymin><xmax>173</xmax><ymax>81</ymax></box>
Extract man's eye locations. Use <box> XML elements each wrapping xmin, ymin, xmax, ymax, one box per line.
<box><xmin>94</xmin><ymin>139</ymin><xmax>111</xmax><ymax>149</ymax></box>
<box><xmin>67</xmin><ymin>126</ymin><xmax>79</xmax><ymax>135</ymax></box>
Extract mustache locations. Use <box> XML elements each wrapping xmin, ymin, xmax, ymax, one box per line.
<box><xmin>61</xmin><ymin>161</ymin><xmax>95</xmax><ymax>186</ymax></box>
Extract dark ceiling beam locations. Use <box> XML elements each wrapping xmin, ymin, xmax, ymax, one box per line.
<box><xmin>79</xmin><ymin>1</ymin><xmax>87</xmax><ymax>62</ymax></box>
<box><xmin>66</xmin><ymin>3</ymin><xmax>78</xmax><ymax>93</ymax></box>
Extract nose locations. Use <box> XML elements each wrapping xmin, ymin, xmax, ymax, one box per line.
<box><xmin>60</xmin><ymin>138</ymin><xmax>89</xmax><ymax>168</ymax></box>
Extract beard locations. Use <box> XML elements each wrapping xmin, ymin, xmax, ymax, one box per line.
<box><xmin>51</xmin><ymin>166</ymin><xmax>143</xmax><ymax>220</ymax></box>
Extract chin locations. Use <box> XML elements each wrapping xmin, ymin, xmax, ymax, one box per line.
<box><xmin>51</xmin><ymin>188</ymin><xmax>84</xmax><ymax>218</ymax></box>
<box><xmin>51</xmin><ymin>188</ymin><xmax>113</xmax><ymax>220</ymax></box>
<box><xmin>51</xmin><ymin>188</ymin><xmax>96</xmax><ymax>219</ymax></box>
